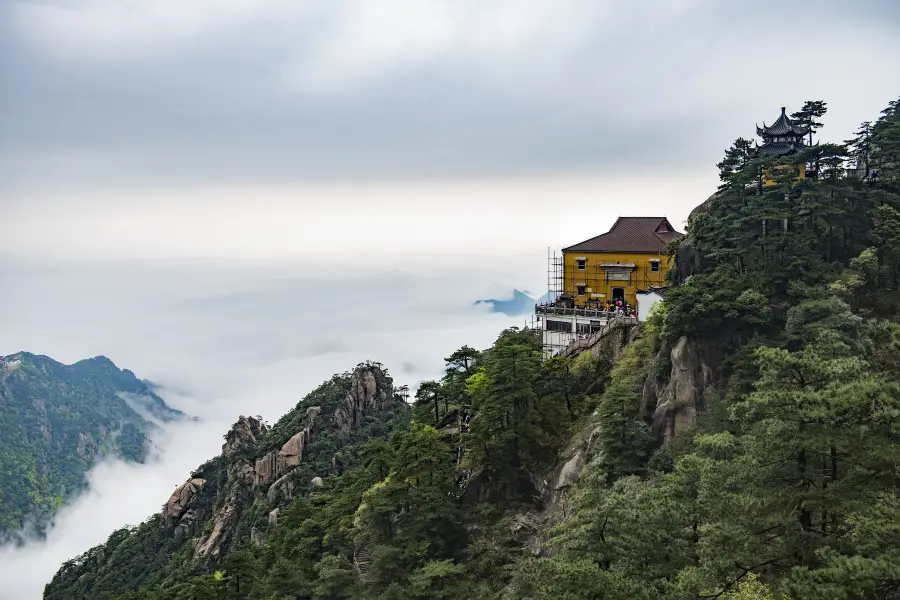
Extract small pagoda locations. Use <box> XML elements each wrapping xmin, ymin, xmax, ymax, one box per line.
<box><xmin>756</xmin><ymin>106</ymin><xmax>809</xmax><ymax>157</ymax></box>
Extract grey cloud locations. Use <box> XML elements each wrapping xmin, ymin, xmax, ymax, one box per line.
<box><xmin>1</xmin><ymin>0</ymin><xmax>899</xmax><ymax>191</ymax></box>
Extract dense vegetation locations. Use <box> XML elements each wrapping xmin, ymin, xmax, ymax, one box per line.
<box><xmin>44</xmin><ymin>94</ymin><xmax>900</xmax><ymax>599</ymax></box>
<box><xmin>506</xmin><ymin>96</ymin><xmax>900</xmax><ymax>599</ymax></box>
<box><xmin>44</xmin><ymin>331</ymin><xmax>617</xmax><ymax>600</ymax></box>
<box><xmin>0</xmin><ymin>353</ymin><xmax>182</xmax><ymax>539</ymax></box>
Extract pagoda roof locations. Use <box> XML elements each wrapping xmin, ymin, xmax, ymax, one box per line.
<box><xmin>757</xmin><ymin>141</ymin><xmax>804</xmax><ymax>156</ymax></box>
<box><xmin>563</xmin><ymin>217</ymin><xmax>682</xmax><ymax>254</ymax></box>
<box><xmin>756</xmin><ymin>106</ymin><xmax>809</xmax><ymax>137</ymax></box>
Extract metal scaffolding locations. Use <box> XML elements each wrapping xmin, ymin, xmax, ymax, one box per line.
<box><xmin>547</xmin><ymin>247</ymin><xmax>563</xmax><ymax>304</ymax></box>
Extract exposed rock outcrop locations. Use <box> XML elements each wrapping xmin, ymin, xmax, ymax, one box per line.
<box><xmin>559</xmin><ymin>316</ymin><xmax>636</xmax><ymax>361</ymax></box>
<box><xmin>194</xmin><ymin>460</ymin><xmax>254</xmax><ymax>563</ymax></box>
<box><xmin>42</xmin><ymin>361</ymin><xmax>414</xmax><ymax>595</ymax></box>
<box><xmin>279</xmin><ymin>425</ymin><xmax>308</xmax><ymax>467</ymax></box>
<box><xmin>333</xmin><ymin>366</ymin><xmax>393</xmax><ymax>437</ymax></box>
<box><xmin>250</xmin><ymin>527</ymin><xmax>267</xmax><ymax>547</ymax></box>
<box><xmin>254</xmin><ymin>452</ymin><xmax>277</xmax><ymax>487</ymax></box>
<box><xmin>552</xmin><ymin>450</ymin><xmax>585</xmax><ymax>496</ymax></box>
<box><xmin>194</xmin><ymin>417</ymin><xmax>263</xmax><ymax>563</ymax></box>
<box><xmin>547</xmin><ymin>425</ymin><xmax>600</xmax><ymax>504</ymax></box>
<box><xmin>688</xmin><ymin>190</ymin><xmax>723</xmax><ymax>222</ymax></box>
<box><xmin>499</xmin><ymin>422</ymin><xmax>603</xmax><ymax>558</ymax></box>
<box><xmin>510</xmin><ymin>513</ymin><xmax>544</xmax><ymax>556</ymax></box>
<box><xmin>163</xmin><ymin>365</ymin><xmax>398</xmax><ymax>565</ymax></box>
<box><xmin>222</xmin><ymin>415</ymin><xmax>266</xmax><ymax>456</ymax></box>
<box><xmin>588</xmin><ymin>320</ymin><xmax>637</xmax><ymax>362</ymax></box>
<box><xmin>642</xmin><ymin>336</ymin><xmax>721</xmax><ymax>444</ymax></box>
<box><xmin>76</xmin><ymin>431</ymin><xmax>98</xmax><ymax>459</ymax></box>
<box><xmin>31</xmin><ymin>398</ymin><xmax>53</xmax><ymax>441</ymax></box>
<box><xmin>254</xmin><ymin>406</ymin><xmax>322</xmax><ymax>486</ymax></box>
<box><xmin>267</xmin><ymin>471</ymin><xmax>297</xmax><ymax>504</ymax></box>
<box><xmin>676</xmin><ymin>191</ymin><xmax>723</xmax><ymax>281</ymax></box>
<box><xmin>162</xmin><ymin>478</ymin><xmax>207</xmax><ymax>537</ymax></box>
<box><xmin>676</xmin><ymin>242</ymin><xmax>705</xmax><ymax>281</ymax></box>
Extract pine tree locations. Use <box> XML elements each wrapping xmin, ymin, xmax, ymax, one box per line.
<box><xmin>223</xmin><ymin>550</ymin><xmax>257</xmax><ymax>599</ymax></box>
<box><xmin>312</xmin><ymin>555</ymin><xmax>359</xmax><ymax>600</ymax></box>
<box><xmin>871</xmin><ymin>96</ymin><xmax>900</xmax><ymax>183</ymax></box>
<box><xmin>354</xmin><ymin>425</ymin><xmax>464</xmax><ymax>592</ymax></box>
<box><xmin>414</xmin><ymin>381</ymin><xmax>442</xmax><ymax>426</ymax></box>
<box><xmin>406</xmin><ymin>560</ymin><xmax>466</xmax><ymax>600</ymax></box>
<box><xmin>845</xmin><ymin>121</ymin><xmax>873</xmax><ymax>177</ymax></box>
<box><xmin>462</xmin><ymin>328</ymin><xmax>569</xmax><ymax>498</ymax></box>
<box><xmin>593</xmin><ymin>334</ymin><xmax>655</xmax><ymax>483</ymax></box>
<box><xmin>181</xmin><ymin>574</ymin><xmax>225</xmax><ymax>600</ymax></box>
<box><xmin>791</xmin><ymin>100</ymin><xmax>828</xmax><ymax>146</ymax></box>
<box><xmin>712</xmin><ymin>300</ymin><xmax>900</xmax><ymax>591</ymax></box>
<box><xmin>443</xmin><ymin>346</ymin><xmax>480</xmax><ymax>377</ymax></box>
<box><xmin>717</xmin><ymin>137</ymin><xmax>756</xmax><ymax>188</ymax></box>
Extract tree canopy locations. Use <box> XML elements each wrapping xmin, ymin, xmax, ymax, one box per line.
<box><xmin>42</xmin><ymin>94</ymin><xmax>900</xmax><ymax>600</ymax></box>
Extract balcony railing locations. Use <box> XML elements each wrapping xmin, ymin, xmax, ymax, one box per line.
<box><xmin>559</xmin><ymin>315</ymin><xmax>639</xmax><ymax>358</ymax></box>
<box><xmin>535</xmin><ymin>303</ymin><xmax>615</xmax><ymax>319</ymax></box>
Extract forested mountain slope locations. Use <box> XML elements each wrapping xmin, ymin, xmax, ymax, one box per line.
<box><xmin>45</xmin><ymin>95</ymin><xmax>900</xmax><ymax>600</ymax></box>
<box><xmin>0</xmin><ymin>352</ymin><xmax>183</xmax><ymax>539</ymax></box>
<box><xmin>46</xmin><ymin>362</ymin><xmax>418</xmax><ymax>600</ymax></box>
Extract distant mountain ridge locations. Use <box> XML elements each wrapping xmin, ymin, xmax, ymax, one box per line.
<box><xmin>0</xmin><ymin>351</ymin><xmax>183</xmax><ymax>540</ymax></box>
<box><xmin>475</xmin><ymin>289</ymin><xmax>550</xmax><ymax>316</ymax></box>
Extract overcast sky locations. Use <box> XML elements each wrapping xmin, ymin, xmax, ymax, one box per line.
<box><xmin>2</xmin><ymin>0</ymin><xmax>899</xmax><ymax>195</ymax></box>
<box><xmin>1</xmin><ymin>4</ymin><xmax>899</xmax><ymax>596</ymax></box>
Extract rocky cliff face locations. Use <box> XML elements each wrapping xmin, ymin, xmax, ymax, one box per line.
<box><xmin>333</xmin><ymin>367</ymin><xmax>393</xmax><ymax>437</ymax></box>
<box><xmin>501</xmin><ymin>326</ymin><xmax>720</xmax><ymax>559</ymax></box>
<box><xmin>641</xmin><ymin>336</ymin><xmax>722</xmax><ymax>443</ymax></box>
<box><xmin>223</xmin><ymin>415</ymin><xmax>267</xmax><ymax>456</ymax></box>
<box><xmin>687</xmin><ymin>190</ymin><xmax>722</xmax><ymax>222</ymax></box>
<box><xmin>254</xmin><ymin>406</ymin><xmax>321</xmax><ymax>485</ymax></box>
<box><xmin>673</xmin><ymin>191</ymin><xmax>723</xmax><ymax>283</ymax></box>
<box><xmin>162</xmin><ymin>478</ymin><xmax>207</xmax><ymax>538</ymax></box>
<box><xmin>154</xmin><ymin>363</ymin><xmax>402</xmax><ymax>566</ymax></box>
<box><xmin>497</xmin><ymin>415</ymin><xmax>606</xmax><ymax>558</ymax></box>
<box><xmin>642</xmin><ymin>191</ymin><xmax>729</xmax><ymax>441</ymax></box>
<box><xmin>194</xmin><ymin>460</ymin><xmax>254</xmax><ymax>562</ymax></box>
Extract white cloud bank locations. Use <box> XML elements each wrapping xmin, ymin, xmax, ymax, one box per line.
<box><xmin>0</xmin><ymin>254</ymin><xmax>529</xmax><ymax>599</ymax></box>
<box><xmin>0</xmin><ymin>174</ymin><xmax>714</xmax><ymax>265</ymax></box>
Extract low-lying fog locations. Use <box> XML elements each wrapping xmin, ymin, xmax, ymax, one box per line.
<box><xmin>0</xmin><ymin>259</ymin><xmax>534</xmax><ymax>599</ymax></box>
<box><xmin>0</xmin><ymin>176</ymin><xmax>702</xmax><ymax>599</ymax></box>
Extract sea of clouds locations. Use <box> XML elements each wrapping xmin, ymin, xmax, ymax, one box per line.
<box><xmin>0</xmin><ymin>258</ymin><xmax>533</xmax><ymax>600</ymax></box>
<box><xmin>0</xmin><ymin>174</ymin><xmax>707</xmax><ymax>599</ymax></box>
<box><xmin>3</xmin><ymin>1</ymin><xmax>895</xmax><ymax>596</ymax></box>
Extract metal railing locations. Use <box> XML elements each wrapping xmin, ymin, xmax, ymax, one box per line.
<box><xmin>559</xmin><ymin>315</ymin><xmax>639</xmax><ymax>358</ymax></box>
<box><xmin>535</xmin><ymin>303</ymin><xmax>616</xmax><ymax>319</ymax></box>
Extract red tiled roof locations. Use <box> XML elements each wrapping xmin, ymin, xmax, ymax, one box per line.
<box><xmin>562</xmin><ymin>217</ymin><xmax>682</xmax><ymax>254</ymax></box>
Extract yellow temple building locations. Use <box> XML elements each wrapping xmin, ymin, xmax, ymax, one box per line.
<box><xmin>560</xmin><ymin>217</ymin><xmax>682</xmax><ymax>308</ymax></box>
